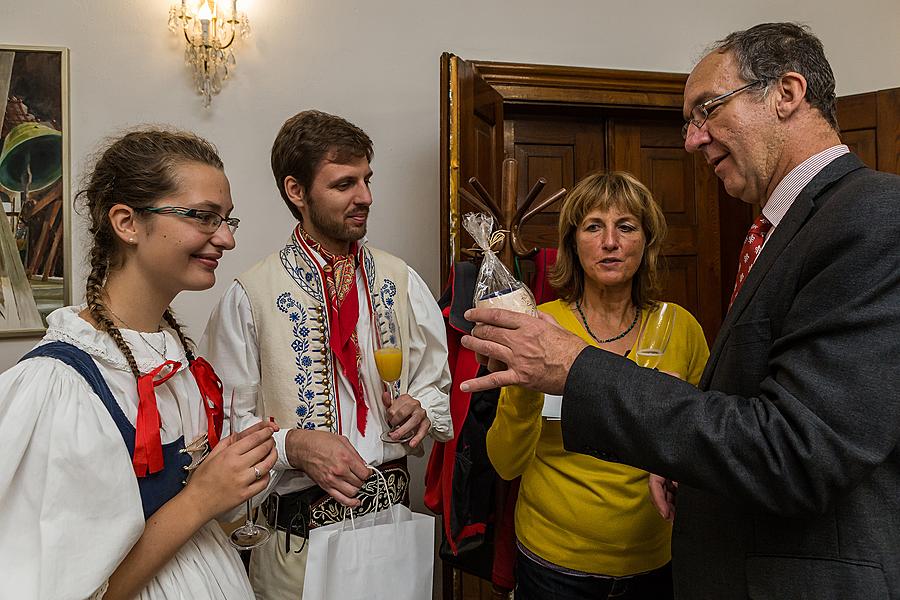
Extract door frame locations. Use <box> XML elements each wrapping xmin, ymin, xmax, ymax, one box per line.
<box><xmin>441</xmin><ymin>57</ymin><xmax>690</xmax><ymax>285</ymax></box>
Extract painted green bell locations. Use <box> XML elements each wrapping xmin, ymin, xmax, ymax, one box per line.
<box><xmin>0</xmin><ymin>122</ymin><xmax>63</xmax><ymax>192</ymax></box>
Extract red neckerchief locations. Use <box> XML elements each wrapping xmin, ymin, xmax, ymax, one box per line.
<box><xmin>133</xmin><ymin>356</ymin><xmax>225</xmax><ymax>477</ymax></box>
<box><xmin>297</xmin><ymin>225</ymin><xmax>368</xmax><ymax>435</ymax></box>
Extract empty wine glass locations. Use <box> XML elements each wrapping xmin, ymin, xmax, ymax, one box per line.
<box><xmin>635</xmin><ymin>302</ymin><xmax>675</xmax><ymax>369</ymax></box>
<box><xmin>374</xmin><ymin>308</ymin><xmax>411</xmax><ymax>444</ymax></box>
<box><xmin>228</xmin><ymin>386</ymin><xmax>272</xmax><ymax>550</ymax></box>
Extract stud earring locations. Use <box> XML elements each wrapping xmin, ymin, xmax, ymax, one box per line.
<box><xmin>128</xmin><ymin>238</ymin><xmax>135</xmax><ymax>244</ymax></box>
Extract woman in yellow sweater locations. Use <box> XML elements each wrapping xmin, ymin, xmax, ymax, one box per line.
<box><xmin>486</xmin><ymin>171</ymin><xmax>709</xmax><ymax>599</ymax></box>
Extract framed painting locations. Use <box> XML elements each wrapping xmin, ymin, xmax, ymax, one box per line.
<box><xmin>0</xmin><ymin>45</ymin><xmax>70</xmax><ymax>338</ymax></box>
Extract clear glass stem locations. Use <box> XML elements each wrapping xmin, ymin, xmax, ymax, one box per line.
<box><xmin>244</xmin><ymin>499</ymin><xmax>253</xmax><ymax>527</ymax></box>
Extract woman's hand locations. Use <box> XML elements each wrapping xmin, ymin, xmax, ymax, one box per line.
<box><xmin>183</xmin><ymin>421</ymin><xmax>277</xmax><ymax>519</ymax></box>
<box><xmin>649</xmin><ymin>474</ymin><xmax>678</xmax><ymax>521</ymax></box>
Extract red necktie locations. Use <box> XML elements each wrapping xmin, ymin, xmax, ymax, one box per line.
<box><xmin>729</xmin><ymin>214</ymin><xmax>773</xmax><ymax>308</ymax></box>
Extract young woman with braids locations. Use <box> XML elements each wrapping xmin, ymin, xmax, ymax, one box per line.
<box><xmin>0</xmin><ymin>129</ymin><xmax>277</xmax><ymax>599</ymax></box>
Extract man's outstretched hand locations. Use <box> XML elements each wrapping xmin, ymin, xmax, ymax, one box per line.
<box><xmin>460</xmin><ymin>307</ymin><xmax>587</xmax><ymax>394</ymax></box>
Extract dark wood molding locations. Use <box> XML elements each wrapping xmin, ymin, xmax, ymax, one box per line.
<box><xmin>440</xmin><ymin>52</ymin><xmax>452</xmax><ymax>286</ymax></box>
<box><xmin>470</xmin><ymin>60</ymin><xmax>687</xmax><ymax>108</ymax></box>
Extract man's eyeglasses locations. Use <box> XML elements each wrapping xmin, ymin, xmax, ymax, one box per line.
<box><xmin>139</xmin><ymin>206</ymin><xmax>240</xmax><ymax>233</ymax></box>
<box><xmin>682</xmin><ymin>80</ymin><xmax>765</xmax><ymax>139</ymax></box>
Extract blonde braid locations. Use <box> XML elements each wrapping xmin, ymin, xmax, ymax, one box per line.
<box><xmin>163</xmin><ymin>309</ymin><xmax>196</xmax><ymax>361</ymax></box>
<box><xmin>85</xmin><ymin>247</ymin><xmax>142</xmax><ymax>379</ymax></box>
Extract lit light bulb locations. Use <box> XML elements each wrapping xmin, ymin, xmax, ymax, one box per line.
<box><xmin>197</xmin><ymin>1</ymin><xmax>213</xmax><ymax>21</ymax></box>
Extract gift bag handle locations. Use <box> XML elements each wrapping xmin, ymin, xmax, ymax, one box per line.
<box><xmin>340</xmin><ymin>465</ymin><xmax>394</xmax><ymax>532</ymax></box>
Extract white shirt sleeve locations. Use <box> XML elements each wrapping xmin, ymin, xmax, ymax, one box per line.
<box><xmin>0</xmin><ymin>357</ymin><xmax>144</xmax><ymax>600</ymax></box>
<box><xmin>405</xmin><ymin>267</ymin><xmax>453</xmax><ymax>441</ymax></box>
<box><xmin>200</xmin><ymin>281</ymin><xmax>293</xmax><ymax>474</ymax></box>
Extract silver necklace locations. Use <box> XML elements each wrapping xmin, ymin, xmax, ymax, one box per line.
<box><xmin>105</xmin><ymin>304</ymin><xmax>167</xmax><ymax>358</ymax></box>
<box><xmin>575</xmin><ymin>299</ymin><xmax>639</xmax><ymax>344</ymax></box>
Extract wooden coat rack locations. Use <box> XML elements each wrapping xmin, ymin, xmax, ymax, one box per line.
<box><xmin>460</xmin><ymin>157</ymin><xmax>566</xmax><ymax>270</ymax></box>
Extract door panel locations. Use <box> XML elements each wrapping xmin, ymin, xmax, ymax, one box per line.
<box><xmin>836</xmin><ymin>87</ymin><xmax>900</xmax><ymax>174</ymax></box>
<box><xmin>441</xmin><ymin>53</ymin><xmax>505</xmax><ymax>279</ymax></box>
<box><xmin>609</xmin><ymin>118</ymin><xmax>722</xmax><ymax>345</ymax></box>
<box><xmin>506</xmin><ymin>116</ymin><xmax>604</xmax><ymax>254</ymax></box>
<box><xmin>837</xmin><ymin>92</ymin><xmax>878</xmax><ymax>168</ymax></box>
<box><xmin>841</xmin><ymin>129</ymin><xmax>877</xmax><ymax>168</ymax></box>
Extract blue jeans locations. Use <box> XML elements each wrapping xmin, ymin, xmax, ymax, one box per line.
<box><xmin>514</xmin><ymin>550</ymin><xmax>673</xmax><ymax>600</ymax></box>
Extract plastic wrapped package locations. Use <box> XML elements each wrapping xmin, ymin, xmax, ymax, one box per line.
<box><xmin>462</xmin><ymin>212</ymin><xmax>537</xmax><ymax>316</ymax></box>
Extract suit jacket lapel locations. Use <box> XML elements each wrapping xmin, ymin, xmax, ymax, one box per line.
<box><xmin>700</xmin><ymin>153</ymin><xmax>866</xmax><ymax>389</ymax></box>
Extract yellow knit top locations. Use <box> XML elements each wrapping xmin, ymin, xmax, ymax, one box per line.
<box><xmin>486</xmin><ymin>299</ymin><xmax>709</xmax><ymax>576</ymax></box>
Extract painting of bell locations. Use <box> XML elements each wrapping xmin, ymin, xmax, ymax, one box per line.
<box><xmin>0</xmin><ymin>46</ymin><xmax>69</xmax><ymax>336</ymax></box>
<box><xmin>0</xmin><ymin>122</ymin><xmax>63</xmax><ymax>192</ymax></box>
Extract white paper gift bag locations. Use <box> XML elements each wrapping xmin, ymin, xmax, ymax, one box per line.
<box><xmin>301</xmin><ymin>518</ymin><xmax>344</xmax><ymax>600</ymax></box>
<box><xmin>302</xmin><ymin>467</ymin><xmax>435</xmax><ymax>600</ymax></box>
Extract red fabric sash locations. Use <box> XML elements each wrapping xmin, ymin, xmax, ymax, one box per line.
<box><xmin>189</xmin><ymin>356</ymin><xmax>224</xmax><ymax>448</ymax></box>
<box><xmin>297</xmin><ymin>225</ymin><xmax>368</xmax><ymax>435</ymax></box>
<box><xmin>327</xmin><ymin>272</ymin><xmax>368</xmax><ymax>434</ymax></box>
<box><xmin>132</xmin><ymin>360</ymin><xmax>180</xmax><ymax>477</ymax></box>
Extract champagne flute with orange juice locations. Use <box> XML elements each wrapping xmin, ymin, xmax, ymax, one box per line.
<box><xmin>375</xmin><ymin>308</ymin><xmax>411</xmax><ymax>443</ymax></box>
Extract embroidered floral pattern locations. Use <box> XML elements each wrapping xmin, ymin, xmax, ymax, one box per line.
<box><xmin>276</xmin><ymin>292</ymin><xmax>316</xmax><ymax>429</ymax></box>
<box><xmin>379</xmin><ymin>279</ymin><xmax>398</xmax><ymax>345</ymax></box>
<box><xmin>377</xmin><ymin>278</ymin><xmax>401</xmax><ymax>397</ymax></box>
<box><xmin>280</xmin><ymin>244</ymin><xmax>324</xmax><ymax>303</ymax></box>
<box><xmin>363</xmin><ymin>246</ymin><xmax>377</xmax><ymax>292</ymax></box>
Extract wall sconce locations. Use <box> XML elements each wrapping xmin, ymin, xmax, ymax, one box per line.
<box><xmin>168</xmin><ymin>0</ymin><xmax>251</xmax><ymax>107</ymax></box>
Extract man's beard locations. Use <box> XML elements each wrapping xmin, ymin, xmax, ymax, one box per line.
<box><xmin>307</xmin><ymin>198</ymin><xmax>368</xmax><ymax>247</ymax></box>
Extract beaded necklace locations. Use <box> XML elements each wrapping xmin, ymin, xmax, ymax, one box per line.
<box><xmin>575</xmin><ymin>299</ymin><xmax>639</xmax><ymax>344</ymax></box>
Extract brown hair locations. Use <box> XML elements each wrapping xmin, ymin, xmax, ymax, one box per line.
<box><xmin>75</xmin><ymin>127</ymin><xmax>224</xmax><ymax>378</ymax></box>
<box><xmin>549</xmin><ymin>171</ymin><xmax>667</xmax><ymax>309</ymax></box>
<box><xmin>270</xmin><ymin>110</ymin><xmax>373</xmax><ymax>220</ymax></box>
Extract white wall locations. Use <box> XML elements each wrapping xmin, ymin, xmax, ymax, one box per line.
<box><xmin>1</xmin><ymin>0</ymin><xmax>898</xmax><ymax>364</ymax></box>
<box><xmin>1</xmin><ymin>1</ymin><xmax>897</xmax><ymax>594</ymax></box>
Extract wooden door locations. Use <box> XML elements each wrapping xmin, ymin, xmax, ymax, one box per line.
<box><xmin>439</xmin><ymin>57</ymin><xmax>710</xmax><ymax>600</ymax></box>
<box><xmin>440</xmin><ymin>53</ymin><xmax>504</xmax><ymax>276</ymax></box>
<box><xmin>503</xmin><ymin>110</ymin><xmax>724</xmax><ymax>346</ymax></box>
<box><xmin>607</xmin><ymin>117</ymin><xmax>722</xmax><ymax>346</ymax></box>
<box><xmin>505</xmin><ymin>111</ymin><xmax>605</xmax><ymax>252</ymax></box>
<box><xmin>836</xmin><ymin>87</ymin><xmax>900</xmax><ymax>174</ymax></box>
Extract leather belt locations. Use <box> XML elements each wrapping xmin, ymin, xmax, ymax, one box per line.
<box><xmin>262</xmin><ymin>457</ymin><xmax>410</xmax><ymax>553</ymax></box>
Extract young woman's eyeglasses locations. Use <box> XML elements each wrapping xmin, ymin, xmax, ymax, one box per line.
<box><xmin>681</xmin><ymin>80</ymin><xmax>765</xmax><ymax>139</ymax></box>
<box><xmin>139</xmin><ymin>206</ymin><xmax>240</xmax><ymax>233</ymax></box>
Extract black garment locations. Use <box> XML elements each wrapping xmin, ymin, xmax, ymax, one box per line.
<box><xmin>515</xmin><ymin>550</ymin><xmax>673</xmax><ymax>600</ymax></box>
<box><xmin>563</xmin><ymin>154</ymin><xmax>900</xmax><ymax>598</ymax></box>
<box><xmin>430</xmin><ymin>261</ymin><xmax>514</xmax><ymax>587</ymax></box>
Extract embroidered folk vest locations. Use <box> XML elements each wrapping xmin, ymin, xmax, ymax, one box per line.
<box><xmin>237</xmin><ymin>233</ymin><xmax>411</xmax><ymax>433</ymax></box>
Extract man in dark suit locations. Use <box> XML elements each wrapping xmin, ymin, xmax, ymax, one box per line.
<box><xmin>460</xmin><ymin>23</ymin><xmax>900</xmax><ymax>599</ymax></box>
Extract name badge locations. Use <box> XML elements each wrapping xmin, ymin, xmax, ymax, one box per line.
<box><xmin>541</xmin><ymin>394</ymin><xmax>563</xmax><ymax>421</ymax></box>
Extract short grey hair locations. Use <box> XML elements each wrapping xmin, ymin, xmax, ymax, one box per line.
<box><xmin>709</xmin><ymin>22</ymin><xmax>838</xmax><ymax>131</ymax></box>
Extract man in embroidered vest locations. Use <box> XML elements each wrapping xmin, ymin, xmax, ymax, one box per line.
<box><xmin>460</xmin><ymin>23</ymin><xmax>900</xmax><ymax>599</ymax></box>
<box><xmin>202</xmin><ymin>110</ymin><xmax>452</xmax><ymax>598</ymax></box>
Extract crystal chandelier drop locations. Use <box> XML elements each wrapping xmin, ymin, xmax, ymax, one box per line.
<box><xmin>168</xmin><ymin>0</ymin><xmax>251</xmax><ymax>107</ymax></box>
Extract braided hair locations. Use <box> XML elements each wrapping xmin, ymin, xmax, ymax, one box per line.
<box><xmin>76</xmin><ymin>128</ymin><xmax>223</xmax><ymax>377</ymax></box>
